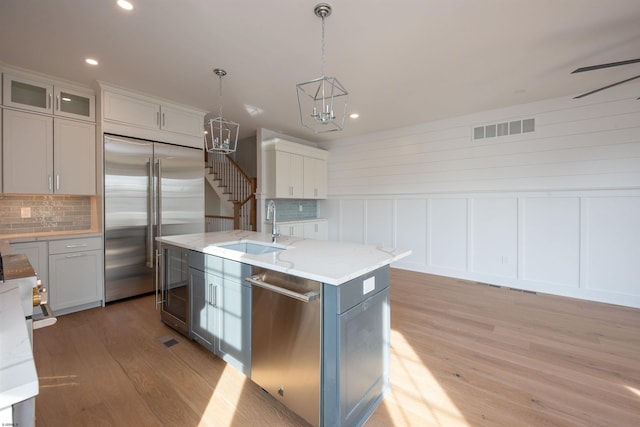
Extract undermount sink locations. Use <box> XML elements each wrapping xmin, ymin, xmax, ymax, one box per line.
<box><xmin>218</xmin><ymin>242</ymin><xmax>285</xmax><ymax>255</ymax></box>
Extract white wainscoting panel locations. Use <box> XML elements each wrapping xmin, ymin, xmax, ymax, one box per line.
<box><xmin>324</xmin><ymin>198</ymin><xmax>342</xmax><ymax>242</ymax></box>
<box><xmin>471</xmin><ymin>198</ymin><xmax>517</xmax><ymax>278</ymax></box>
<box><xmin>429</xmin><ymin>198</ymin><xmax>468</xmax><ymax>272</ymax></box>
<box><xmin>326</xmin><ymin>191</ymin><xmax>640</xmax><ymax>308</ymax></box>
<box><xmin>340</xmin><ymin>199</ymin><xmax>365</xmax><ymax>244</ymax></box>
<box><xmin>522</xmin><ymin>197</ymin><xmax>580</xmax><ymax>287</ymax></box>
<box><xmin>584</xmin><ymin>196</ymin><xmax>640</xmax><ymax>295</ymax></box>
<box><xmin>395</xmin><ymin>199</ymin><xmax>428</xmax><ymax>267</ymax></box>
<box><xmin>365</xmin><ymin>199</ymin><xmax>394</xmax><ymax>247</ymax></box>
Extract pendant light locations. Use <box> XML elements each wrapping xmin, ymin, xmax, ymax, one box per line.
<box><xmin>206</xmin><ymin>68</ymin><xmax>239</xmax><ymax>154</ymax></box>
<box><xmin>296</xmin><ymin>3</ymin><xmax>348</xmax><ymax>133</ymax></box>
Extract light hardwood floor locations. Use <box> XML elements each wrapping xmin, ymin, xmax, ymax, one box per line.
<box><xmin>33</xmin><ymin>270</ymin><xmax>640</xmax><ymax>426</ymax></box>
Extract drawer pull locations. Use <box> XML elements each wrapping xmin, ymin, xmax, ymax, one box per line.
<box><xmin>65</xmin><ymin>244</ymin><xmax>88</xmax><ymax>248</ymax></box>
<box><xmin>65</xmin><ymin>253</ymin><xmax>86</xmax><ymax>258</ymax></box>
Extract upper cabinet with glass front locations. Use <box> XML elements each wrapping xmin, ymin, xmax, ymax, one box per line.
<box><xmin>3</xmin><ymin>73</ymin><xmax>95</xmax><ymax>121</ymax></box>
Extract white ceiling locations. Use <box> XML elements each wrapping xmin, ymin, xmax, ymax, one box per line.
<box><xmin>1</xmin><ymin>0</ymin><xmax>639</xmax><ymax>142</ymax></box>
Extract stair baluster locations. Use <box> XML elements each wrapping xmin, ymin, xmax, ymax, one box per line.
<box><xmin>205</xmin><ymin>153</ymin><xmax>256</xmax><ymax>231</ymax></box>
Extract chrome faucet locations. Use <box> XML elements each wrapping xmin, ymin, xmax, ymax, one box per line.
<box><xmin>266</xmin><ymin>200</ymin><xmax>280</xmax><ymax>243</ymax></box>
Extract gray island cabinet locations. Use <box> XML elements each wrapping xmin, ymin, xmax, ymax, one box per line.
<box><xmin>157</xmin><ymin>231</ymin><xmax>410</xmax><ymax>427</ymax></box>
<box><xmin>188</xmin><ymin>250</ymin><xmax>252</xmax><ymax>376</ymax></box>
<box><xmin>322</xmin><ymin>266</ymin><xmax>391</xmax><ymax>427</ymax></box>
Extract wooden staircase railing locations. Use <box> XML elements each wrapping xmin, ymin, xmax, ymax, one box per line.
<box><xmin>206</xmin><ymin>152</ymin><xmax>257</xmax><ymax>231</ymax></box>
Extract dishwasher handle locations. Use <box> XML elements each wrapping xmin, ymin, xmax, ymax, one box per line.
<box><xmin>246</xmin><ymin>275</ymin><xmax>319</xmax><ymax>303</ymax></box>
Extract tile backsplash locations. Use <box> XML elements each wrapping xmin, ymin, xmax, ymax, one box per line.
<box><xmin>0</xmin><ymin>195</ymin><xmax>93</xmax><ymax>235</ymax></box>
<box><xmin>266</xmin><ymin>199</ymin><xmax>318</xmax><ymax>222</ymax></box>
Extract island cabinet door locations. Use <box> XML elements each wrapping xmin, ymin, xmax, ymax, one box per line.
<box><xmin>322</xmin><ymin>266</ymin><xmax>391</xmax><ymax>427</ymax></box>
<box><xmin>214</xmin><ymin>277</ymin><xmax>252</xmax><ymax>376</ymax></box>
<box><xmin>189</xmin><ymin>267</ymin><xmax>218</xmax><ymax>350</ymax></box>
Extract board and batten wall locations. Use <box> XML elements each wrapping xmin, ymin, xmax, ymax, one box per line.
<box><xmin>319</xmin><ymin>82</ymin><xmax>640</xmax><ymax>308</ymax></box>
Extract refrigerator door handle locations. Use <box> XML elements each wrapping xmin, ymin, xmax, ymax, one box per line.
<box><xmin>155</xmin><ymin>249</ymin><xmax>163</xmax><ymax>309</ymax></box>
<box><xmin>146</xmin><ymin>158</ymin><xmax>154</xmax><ymax>268</ymax></box>
<box><xmin>156</xmin><ymin>158</ymin><xmax>163</xmax><ymax>238</ymax></box>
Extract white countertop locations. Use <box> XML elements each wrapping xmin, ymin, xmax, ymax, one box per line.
<box><xmin>0</xmin><ymin>283</ymin><xmax>39</xmax><ymax>410</ymax></box>
<box><xmin>157</xmin><ymin>230</ymin><xmax>411</xmax><ymax>285</ymax></box>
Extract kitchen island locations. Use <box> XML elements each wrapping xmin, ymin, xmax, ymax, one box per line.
<box><xmin>157</xmin><ymin>230</ymin><xmax>410</xmax><ymax>427</ymax></box>
<box><xmin>0</xmin><ymin>282</ymin><xmax>38</xmax><ymax>426</ymax></box>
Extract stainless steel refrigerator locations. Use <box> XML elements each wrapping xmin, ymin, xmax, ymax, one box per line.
<box><xmin>104</xmin><ymin>134</ymin><xmax>204</xmax><ymax>302</ymax></box>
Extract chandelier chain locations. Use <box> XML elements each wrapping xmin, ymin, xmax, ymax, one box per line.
<box><xmin>218</xmin><ymin>73</ymin><xmax>223</xmax><ymax>117</ymax></box>
<box><xmin>321</xmin><ymin>14</ymin><xmax>326</xmax><ymax>78</ymax></box>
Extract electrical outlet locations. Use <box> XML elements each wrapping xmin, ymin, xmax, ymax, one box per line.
<box><xmin>363</xmin><ymin>277</ymin><xmax>375</xmax><ymax>295</ymax></box>
<box><xmin>21</xmin><ymin>207</ymin><xmax>31</xmax><ymax>218</ymax></box>
<box><xmin>299</xmin><ymin>204</ymin><xmax>303</xmax><ymax>212</ymax></box>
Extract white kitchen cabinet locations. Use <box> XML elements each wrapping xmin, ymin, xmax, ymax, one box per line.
<box><xmin>2</xmin><ymin>109</ymin><xmax>53</xmax><ymax>194</ymax></box>
<box><xmin>3</xmin><ymin>73</ymin><xmax>53</xmax><ymax>115</ymax></box>
<box><xmin>266</xmin><ymin>150</ymin><xmax>304</xmax><ymax>198</ymax></box>
<box><xmin>103</xmin><ymin>89</ymin><xmax>204</xmax><ymax>139</ymax></box>
<box><xmin>271</xmin><ymin>220</ymin><xmax>328</xmax><ymax>240</ymax></box>
<box><xmin>48</xmin><ymin>237</ymin><xmax>103</xmax><ymax>314</ymax></box>
<box><xmin>103</xmin><ymin>90</ymin><xmax>158</xmax><ymax>129</ymax></box>
<box><xmin>3</xmin><ymin>72</ymin><xmax>95</xmax><ymax>121</ymax></box>
<box><xmin>279</xmin><ymin>221</ymin><xmax>305</xmax><ymax>237</ymax></box>
<box><xmin>160</xmin><ymin>103</ymin><xmax>204</xmax><ymax>136</ymax></box>
<box><xmin>2</xmin><ymin>110</ymin><xmax>95</xmax><ymax>194</ymax></box>
<box><xmin>303</xmin><ymin>220</ymin><xmax>328</xmax><ymax>240</ymax></box>
<box><xmin>303</xmin><ymin>156</ymin><xmax>327</xmax><ymax>199</ymax></box>
<box><xmin>10</xmin><ymin>240</ymin><xmax>49</xmax><ymax>285</ymax></box>
<box><xmin>54</xmin><ymin>118</ymin><xmax>96</xmax><ymax>194</ymax></box>
<box><xmin>264</xmin><ymin>139</ymin><xmax>328</xmax><ymax>200</ymax></box>
<box><xmin>10</xmin><ymin>241</ymin><xmax>49</xmax><ymax>317</ymax></box>
<box><xmin>10</xmin><ymin>241</ymin><xmax>48</xmax><ymax>285</ymax></box>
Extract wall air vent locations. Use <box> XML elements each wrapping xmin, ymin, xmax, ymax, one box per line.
<box><xmin>473</xmin><ymin>118</ymin><xmax>535</xmax><ymax>141</ymax></box>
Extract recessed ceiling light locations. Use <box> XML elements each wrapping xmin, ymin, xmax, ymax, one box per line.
<box><xmin>349</xmin><ymin>113</ymin><xmax>360</xmax><ymax>119</ymax></box>
<box><xmin>85</xmin><ymin>58</ymin><xmax>99</xmax><ymax>66</ymax></box>
<box><xmin>117</xmin><ymin>0</ymin><xmax>134</xmax><ymax>10</ymax></box>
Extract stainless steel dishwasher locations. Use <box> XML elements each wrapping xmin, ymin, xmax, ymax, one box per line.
<box><xmin>247</xmin><ymin>267</ymin><xmax>322</xmax><ymax>427</ymax></box>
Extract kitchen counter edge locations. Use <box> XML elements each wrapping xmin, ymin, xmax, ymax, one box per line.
<box><xmin>157</xmin><ymin>230</ymin><xmax>411</xmax><ymax>286</ymax></box>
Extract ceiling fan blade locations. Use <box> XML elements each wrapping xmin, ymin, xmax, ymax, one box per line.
<box><xmin>574</xmin><ymin>74</ymin><xmax>640</xmax><ymax>99</ymax></box>
<box><xmin>572</xmin><ymin>58</ymin><xmax>640</xmax><ymax>74</ymax></box>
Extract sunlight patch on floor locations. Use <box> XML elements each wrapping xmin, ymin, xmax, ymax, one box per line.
<box><xmin>625</xmin><ymin>385</ymin><xmax>640</xmax><ymax>398</ymax></box>
<box><xmin>382</xmin><ymin>329</ymin><xmax>467</xmax><ymax>426</ymax></box>
<box><xmin>38</xmin><ymin>374</ymin><xmax>79</xmax><ymax>389</ymax></box>
<box><xmin>200</xmin><ymin>364</ymin><xmax>248</xmax><ymax>426</ymax></box>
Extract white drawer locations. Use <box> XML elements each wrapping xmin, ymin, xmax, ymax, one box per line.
<box><xmin>49</xmin><ymin>237</ymin><xmax>102</xmax><ymax>254</ymax></box>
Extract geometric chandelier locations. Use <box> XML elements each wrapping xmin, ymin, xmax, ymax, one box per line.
<box><xmin>206</xmin><ymin>68</ymin><xmax>239</xmax><ymax>154</ymax></box>
<box><xmin>296</xmin><ymin>3</ymin><xmax>348</xmax><ymax>133</ymax></box>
